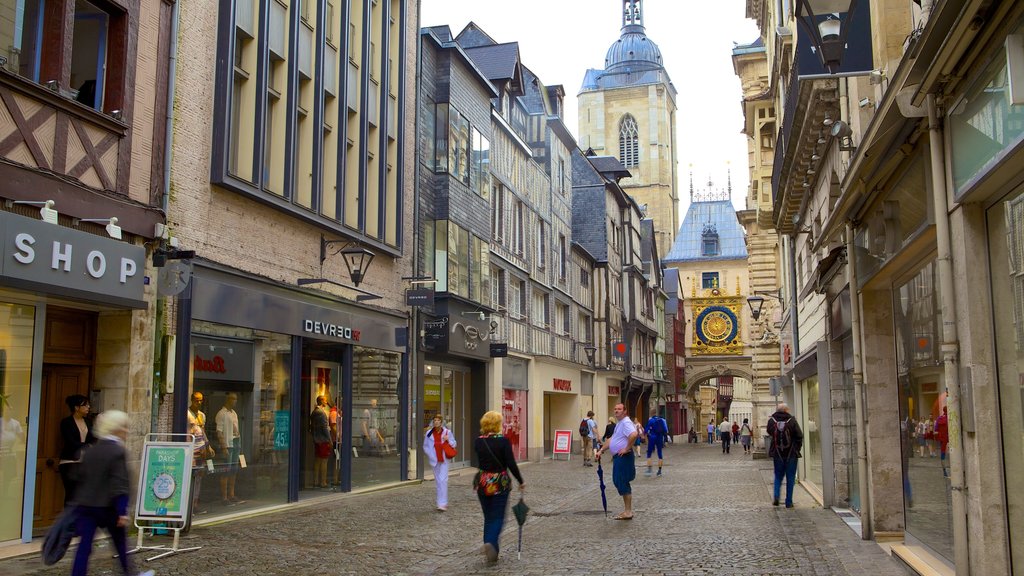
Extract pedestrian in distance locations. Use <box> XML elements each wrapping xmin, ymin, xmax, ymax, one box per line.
<box><xmin>598</xmin><ymin>417</ymin><xmax>615</xmax><ymax>459</ymax></box>
<box><xmin>767</xmin><ymin>403</ymin><xmax>804</xmax><ymax>508</ymax></box>
<box><xmin>424</xmin><ymin>414</ymin><xmax>456</xmax><ymax>511</ymax></box>
<box><xmin>473</xmin><ymin>410</ymin><xmax>524</xmax><ymax>564</ymax></box>
<box><xmin>594</xmin><ymin>403</ymin><xmax>638</xmax><ymax>520</ymax></box>
<box><xmin>707</xmin><ymin>420</ymin><xmax>715</xmax><ymax>444</ymax></box>
<box><xmin>58</xmin><ymin>394</ymin><xmax>94</xmax><ymax>507</ymax></box>
<box><xmin>632</xmin><ymin>418</ymin><xmax>646</xmax><ymax>458</ymax></box>
<box><xmin>935</xmin><ymin>406</ymin><xmax>949</xmax><ymax>477</ymax></box>
<box><xmin>719</xmin><ymin>417</ymin><xmax>733</xmax><ymax>454</ymax></box>
<box><xmin>739</xmin><ymin>418</ymin><xmax>753</xmax><ymax>454</ymax></box>
<box><xmin>731</xmin><ymin>421</ymin><xmax>740</xmax><ymax>445</ymax></box>
<box><xmin>644</xmin><ymin>413</ymin><xmax>669</xmax><ymax>476</ymax></box>
<box><xmin>70</xmin><ymin>410</ymin><xmax>133</xmax><ymax>576</ymax></box>
<box><xmin>580</xmin><ymin>410</ymin><xmax>597</xmax><ymax>467</ymax></box>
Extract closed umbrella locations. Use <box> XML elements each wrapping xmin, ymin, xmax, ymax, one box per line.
<box><xmin>511</xmin><ymin>497</ymin><xmax>529</xmax><ymax>560</ymax></box>
<box><xmin>596</xmin><ymin>458</ymin><xmax>608</xmax><ymax>518</ymax></box>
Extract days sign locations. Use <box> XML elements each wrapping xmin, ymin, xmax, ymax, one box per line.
<box><xmin>136</xmin><ymin>441</ymin><xmax>194</xmax><ymax>520</ymax></box>
<box><xmin>553</xmin><ymin>430</ymin><xmax>573</xmax><ymax>455</ymax></box>
<box><xmin>0</xmin><ymin>211</ymin><xmax>146</xmax><ymax>308</ymax></box>
<box><xmin>552</xmin><ymin>378</ymin><xmax>572</xmax><ymax>392</ymax></box>
<box><xmin>406</xmin><ymin>288</ymin><xmax>434</xmax><ymax>306</ymax></box>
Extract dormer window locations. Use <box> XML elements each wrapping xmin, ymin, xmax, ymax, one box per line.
<box><xmin>701</xmin><ymin>223</ymin><xmax>719</xmax><ymax>257</ymax></box>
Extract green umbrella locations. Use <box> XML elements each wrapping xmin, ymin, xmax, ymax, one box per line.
<box><xmin>511</xmin><ymin>497</ymin><xmax>529</xmax><ymax>560</ymax></box>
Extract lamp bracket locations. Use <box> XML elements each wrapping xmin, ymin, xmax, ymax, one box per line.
<box><xmin>320</xmin><ymin>235</ymin><xmax>357</xmax><ymax>265</ymax></box>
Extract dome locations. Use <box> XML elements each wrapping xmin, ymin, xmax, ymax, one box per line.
<box><xmin>604</xmin><ymin>30</ymin><xmax>663</xmax><ymax>72</ymax></box>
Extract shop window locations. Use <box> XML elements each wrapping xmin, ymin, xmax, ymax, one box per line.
<box><xmin>0</xmin><ymin>302</ymin><xmax>35</xmax><ymax>541</ymax></box>
<box><xmin>350</xmin><ymin>347</ymin><xmax>401</xmax><ymax>487</ymax></box>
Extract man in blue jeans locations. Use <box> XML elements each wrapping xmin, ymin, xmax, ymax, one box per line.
<box><xmin>595</xmin><ymin>403</ymin><xmax>638</xmax><ymax>520</ymax></box>
<box><xmin>766</xmin><ymin>403</ymin><xmax>804</xmax><ymax>508</ymax></box>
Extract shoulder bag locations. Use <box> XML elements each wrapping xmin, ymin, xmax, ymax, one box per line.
<box><xmin>473</xmin><ymin>436</ymin><xmax>511</xmax><ymax>497</ymax></box>
<box><xmin>442</xmin><ymin>430</ymin><xmax>457</xmax><ymax>459</ymax></box>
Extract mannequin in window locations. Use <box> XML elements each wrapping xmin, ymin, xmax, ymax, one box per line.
<box><xmin>361</xmin><ymin>398</ymin><xmax>385</xmax><ymax>456</ymax></box>
<box><xmin>310</xmin><ymin>395</ymin><xmax>331</xmax><ymax>488</ymax></box>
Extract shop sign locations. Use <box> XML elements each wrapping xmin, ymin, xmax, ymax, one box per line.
<box><xmin>552</xmin><ymin>378</ymin><xmax>572</xmax><ymax>392</ymax></box>
<box><xmin>135</xmin><ymin>440</ymin><xmax>193</xmax><ymax>520</ymax></box>
<box><xmin>490</xmin><ymin>343</ymin><xmax>508</xmax><ymax>357</ymax></box>
<box><xmin>406</xmin><ymin>288</ymin><xmax>434</xmax><ymax>306</ymax></box>
<box><xmin>0</xmin><ymin>211</ymin><xmax>146</xmax><ymax>308</ymax></box>
<box><xmin>608</xmin><ymin>385</ymin><xmax>620</xmax><ymax>396</ymax></box>
<box><xmin>303</xmin><ymin>319</ymin><xmax>360</xmax><ymax>341</ymax></box>
<box><xmin>447</xmin><ymin>317</ymin><xmax>491</xmax><ymax>360</ymax></box>
<box><xmin>274</xmin><ymin>410</ymin><xmax>290</xmax><ymax>450</ymax></box>
<box><xmin>191</xmin><ymin>337</ymin><xmax>254</xmax><ymax>382</ymax></box>
<box><xmin>553</xmin><ymin>430</ymin><xmax>572</xmax><ymax>455</ymax></box>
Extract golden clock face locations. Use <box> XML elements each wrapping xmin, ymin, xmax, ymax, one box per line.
<box><xmin>696</xmin><ymin>306</ymin><xmax>738</xmax><ymax>344</ymax></box>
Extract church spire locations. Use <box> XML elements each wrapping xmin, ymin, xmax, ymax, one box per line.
<box><xmin>622</xmin><ymin>0</ymin><xmax>644</xmax><ymax>30</ymax></box>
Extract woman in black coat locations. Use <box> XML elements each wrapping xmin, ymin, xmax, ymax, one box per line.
<box><xmin>473</xmin><ymin>410</ymin><xmax>524</xmax><ymax>564</ymax></box>
<box><xmin>58</xmin><ymin>395</ymin><xmax>94</xmax><ymax>506</ymax></box>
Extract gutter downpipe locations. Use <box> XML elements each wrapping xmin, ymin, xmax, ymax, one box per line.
<box><xmin>152</xmin><ymin>0</ymin><xmax>181</xmax><ymax>433</ymax></box>
<box><xmin>410</xmin><ymin>0</ymin><xmax>423</xmax><ymax>481</ymax></box>
<box><xmin>927</xmin><ymin>93</ymin><xmax>969</xmax><ymax>575</ymax></box>
<box><xmin>845</xmin><ymin>222</ymin><xmax>872</xmax><ymax>540</ymax></box>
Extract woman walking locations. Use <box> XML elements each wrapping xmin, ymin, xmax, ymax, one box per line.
<box><xmin>58</xmin><ymin>395</ymin><xmax>94</xmax><ymax>506</ymax></box>
<box><xmin>423</xmin><ymin>414</ymin><xmax>456</xmax><ymax>511</ymax></box>
<box><xmin>71</xmin><ymin>410</ymin><xmax>132</xmax><ymax>576</ymax></box>
<box><xmin>739</xmin><ymin>418</ymin><xmax>753</xmax><ymax>454</ymax></box>
<box><xmin>473</xmin><ymin>411</ymin><xmax>524</xmax><ymax>564</ymax></box>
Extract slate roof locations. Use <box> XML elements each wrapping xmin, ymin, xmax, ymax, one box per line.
<box><xmin>588</xmin><ymin>156</ymin><xmax>631</xmax><ymax>181</ymax></box>
<box><xmin>463</xmin><ymin>43</ymin><xmax>521</xmax><ymax>82</ymax></box>
<box><xmin>455</xmin><ymin>22</ymin><xmax>498</xmax><ymax>48</ymax></box>
<box><xmin>663</xmin><ymin>200</ymin><xmax>748</xmax><ymax>263</ymax></box>
<box><xmin>571</xmin><ymin>148</ymin><xmax>611</xmax><ymax>262</ymax></box>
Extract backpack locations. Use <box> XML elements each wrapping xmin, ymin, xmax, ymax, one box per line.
<box><xmin>580</xmin><ymin>419</ymin><xmax>590</xmax><ymax>437</ymax></box>
<box><xmin>771</xmin><ymin>417</ymin><xmax>792</xmax><ymax>455</ymax></box>
<box><xmin>659</xmin><ymin>417</ymin><xmax>669</xmax><ymax>437</ymax></box>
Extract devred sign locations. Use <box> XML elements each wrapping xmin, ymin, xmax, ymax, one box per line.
<box><xmin>553</xmin><ymin>430</ymin><xmax>573</xmax><ymax>454</ymax></box>
<box><xmin>552</xmin><ymin>378</ymin><xmax>572</xmax><ymax>392</ymax></box>
<box><xmin>608</xmin><ymin>385</ymin><xmax>620</xmax><ymax>395</ymax></box>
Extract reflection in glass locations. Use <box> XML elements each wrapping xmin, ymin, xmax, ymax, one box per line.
<box><xmin>350</xmin><ymin>347</ymin><xmax>402</xmax><ymax>488</ymax></box>
<box><xmin>893</xmin><ymin>262</ymin><xmax>953</xmax><ymax>559</ymax></box>
<box><xmin>802</xmin><ymin>376</ymin><xmax>822</xmax><ymax>488</ymax></box>
<box><xmin>0</xmin><ymin>303</ymin><xmax>34</xmax><ymax>541</ymax></box>
<box><xmin>988</xmin><ymin>195</ymin><xmax>1024</xmax><ymax>573</ymax></box>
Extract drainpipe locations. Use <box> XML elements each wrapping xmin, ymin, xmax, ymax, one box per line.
<box><xmin>409</xmin><ymin>0</ymin><xmax>423</xmax><ymax>481</ymax></box>
<box><xmin>845</xmin><ymin>222</ymin><xmax>872</xmax><ymax>540</ymax></box>
<box><xmin>152</xmin><ymin>0</ymin><xmax>181</xmax><ymax>433</ymax></box>
<box><xmin>927</xmin><ymin>93</ymin><xmax>969</xmax><ymax>574</ymax></box>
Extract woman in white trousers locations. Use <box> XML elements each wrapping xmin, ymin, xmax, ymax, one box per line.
<box><xmin>423</xmin><ymin>414</ymin><xmax>457</xmax><ymax>511</ymax></box>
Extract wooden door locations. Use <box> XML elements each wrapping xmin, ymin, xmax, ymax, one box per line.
<box><xmin>33</xmin><ymin>365</ymin><xmax>90</xmax><ymax>533</ymax></box>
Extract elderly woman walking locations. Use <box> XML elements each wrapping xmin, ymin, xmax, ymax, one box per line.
<box><xmin>473</xmin><ymin>411</ymin><xmax>524</xmax><ymax>564</ymax></box>
<box><xmin>423</xmin><ymin>414</ymin><xmax>457</xmax><ymax>511</ymax></box>
<box><xmin>71</xmin><ymin>410</ymin><xmax>133</xmax><ymax>576</ymax></box>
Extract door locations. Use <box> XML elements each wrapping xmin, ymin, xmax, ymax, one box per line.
<box><xmin>33</xmin><ymin>365</ymin><xmax>90</xmax><ymax>532</ymax></box>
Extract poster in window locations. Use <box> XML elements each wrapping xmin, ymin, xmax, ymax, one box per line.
<box><xmin>502</xmin><ymin>389</ymin><xmax>528</xmax><ymax>461</ymax></box>
<box><xmin>310</xmin><ymin>360</ymin><xmax>340</xmax><ymax>413</ymax></box>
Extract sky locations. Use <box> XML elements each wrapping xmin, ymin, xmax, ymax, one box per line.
<box><xmin>419</xmin><ymin>0</ymin><xmax>761</xmax><ymax>216</ymax></box>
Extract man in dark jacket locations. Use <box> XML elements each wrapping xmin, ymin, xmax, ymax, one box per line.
<box><xmin>766</xmin><ymin>403</ymin><xmax>804</xmax><ymax>508</ymax></box>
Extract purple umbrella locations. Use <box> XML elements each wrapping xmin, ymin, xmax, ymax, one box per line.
<box><xmin>596</xmin><ymin>457</ymin><xmax>608</xmax><ymax>518</ymax></box>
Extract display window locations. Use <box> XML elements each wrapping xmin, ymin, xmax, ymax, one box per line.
<box><xmin>502</xmin><ymin>389</ymin><xmax>528</xmax><ymax>461</ymax></box>
<box><xmin>893</xmin><ymin>261</ymin><xmax>952</xmax><ymax>559</ymax></box>
<box><xmin>0</xmin><ymin>302</ymin><xmax>34</xmax><ymax>541</ymax></box>
<box><xmin>987</xmin><ymin>192</ymin><xmax>1024</xmax><ymax>573</ymax></box>
<box><xmin>350</xmin><ymin>346</ymin><xmax>402</xmax><ymax>487</ymax></box>
<box><xmin>189</xmin><ymin>321</ymin><xmax>292</xmax><ymax>515</ymax></box>
<box><xmin>301</xmin><ymin>340</ymin><xmax>344</xmax><ymax>495</ymax></box>
<box><xmin>800</xmin><ymin>376</ymin><xmax>822</xmax><ymax>490</ymax></box>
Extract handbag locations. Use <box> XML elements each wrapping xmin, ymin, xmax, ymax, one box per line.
<box><xmin>474</xmin><ymin>435</ymin><xmax>512</xmax><ymax>496</ymax></box>
<box><xmin>442</xmin><ymin>441</ymin><xmax>457</xmax><ymax>459</ymax></box>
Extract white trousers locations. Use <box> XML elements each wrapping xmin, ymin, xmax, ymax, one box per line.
<box><xmin>432</xmin><ymin>460</ymin><xmax>449</xmax><ymax>507</ymax></box>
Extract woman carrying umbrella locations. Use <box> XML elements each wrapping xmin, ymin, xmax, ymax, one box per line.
<box><xmin>473</xmin><ymin>410</ymin><xmax>524</xmax><ymax>564</ymax></box>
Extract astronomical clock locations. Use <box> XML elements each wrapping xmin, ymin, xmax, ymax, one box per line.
<box><xmin>692</xmin><ymin>285</ymin><xmax>743</xmax><ymax>355</ymax></box>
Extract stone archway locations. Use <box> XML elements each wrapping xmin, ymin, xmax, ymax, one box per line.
<box><xmin>683</xmin><ymin>358</ymin><xmax>755</xmax><ymax>397</ymax></box>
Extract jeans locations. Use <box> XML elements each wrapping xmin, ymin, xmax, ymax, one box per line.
<box><xmin>478</xmin><ymin>490</ymin><xmax>510</xmax><ymax>553</ymax></box>
<box><xmin>772</xmin><ymin>457</ymin><xmax>799</xmax><ymax>506</ymax></box>
<box><xmin>721</xmin><ymin>432</ymin><xmax>731</xmax><ymax>452</ymax></box>
<box><xmin>72</xmin><ymin>505</ymin><xmax>130</xmax><ymax>576</ymax></box>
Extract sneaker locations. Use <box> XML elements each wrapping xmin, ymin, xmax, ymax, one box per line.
<box><xmin>483</xmin><ymin>543</ymin><xmax>498</xmax><ymax>564</ymax></box>
<box><xmin>644</xmin><ymin>468</ymin><xmax>651</xmax><ymax>477</ymax></box>
<box><xmin>139</xmin><ymin>571</ymin><xmax>156</xmax><ymax>576</ymax></box>
<box><xmin>656</xmin><ymin>469</ymin><xmax>662</xmax><ymax>476</ymax></box>
<box><xmin>436</xmin><ymin>505</ymin><xmax>447</xmax><ymax>512</ymax></box>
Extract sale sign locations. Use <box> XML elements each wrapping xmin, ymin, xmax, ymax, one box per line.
<box><xmin>553</xmin><ymin>429</ymin><xmax>573</xmax><ymax>455</ymax></box>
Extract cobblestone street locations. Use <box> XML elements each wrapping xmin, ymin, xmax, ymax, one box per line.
<box><xmin>2</xmin><ymin>442</ymin><xmax>910</xmax><ymax>576</ymax></box>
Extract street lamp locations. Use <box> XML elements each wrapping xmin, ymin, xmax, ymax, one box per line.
<box><xmin>746</xmin><ymin>290</ymin><xmax>783</xmax><ymax>322</ymax></box>
<box><xmin>794</xmin><ymin>0</ymin><xmax>859</xmax><ymax>73</ymax></box>
<box><xmin>320</xmin><ymin>234</ymin><xmax>376</xmax><ymax>287</ymax></box>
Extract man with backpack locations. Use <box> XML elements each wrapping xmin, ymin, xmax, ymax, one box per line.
<box><xmin>644</xmin><ymin>413</ymin><xmax>670</xmax><ymax>476</ymax></box>
<box><xmin>767</xmin><ymin>403</ymin><xmax>804</xmax><ymax>508</ymax></box>
<box><xmin>580</xmin><ymin>411</ymin><xmax>597</xmax><ymax>467</ymax></box>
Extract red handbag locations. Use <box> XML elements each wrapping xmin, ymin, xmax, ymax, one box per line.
<box><xmin>442</xmin><ymin>442</ymin><xmax>457</xmax><ymax>459</ymax></box>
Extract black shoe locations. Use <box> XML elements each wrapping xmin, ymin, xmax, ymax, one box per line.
<box><xmin>785</xmin><ymin>503</ymin><xmax>794</xmax><ymax>508</ymax></box>
<box><xmin>772</xmin><ymin>499</ymin><xmax>779</xmax><ymax>506</ymax></box>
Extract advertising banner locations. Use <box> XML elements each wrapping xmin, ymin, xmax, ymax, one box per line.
<box><xmin>553</xmin><ymin>430</ymin><xmax>573</xmax><ymax>455</ymax></box>
<box><xmin>136</xmin><ymin>441</ymin><xmax>194</xmax><ymax>520</ymax></box>
<box><xmin>502</xmin><ymin>389</ymin><xmax>528</xmax><ymax>461</ymax></box>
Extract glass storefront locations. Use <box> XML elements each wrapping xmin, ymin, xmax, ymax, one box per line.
<box><xmin>301</xmin><ymin>340</ymin><xmax>344</xmax><ymax>493</ymax></box>
<box><xmin>502</xmin><ymin>389</ymin><xmax>528</xmax><ymax>462</ymax></box>
<box><xmin>422</xmin><ymin>363</ymin><xmax>472</xmax><ymax>467</ymax></box>
<box><xmin>800</xmin><ymin>376</ymin><xmax>822</xmax><ymax>489</ymax></box>
<box><xmin>190</xmin><ymin>322</ymin><xmax>292</xmax><ymax>513</ymax></box>
<box><xmin>893</xmin><ymin>261</ymin><xmax>953</xmax><ymax>560</ymax></box>
<box><xmin>987</xmin><ymin>192</ymin><xmax>1024</xmax><ymax>572</ymax></box>
<box><xmin>350</xmin><ymin>346</ymin><xmax>402</xmax><ymax>487</ymax></box>
<box><xmin>0</xmin><ymin>302</ymin><xmax>34</xmax><ymax>541</ymax></box>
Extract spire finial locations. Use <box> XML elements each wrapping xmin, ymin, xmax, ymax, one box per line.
<box><xmin>622</xmin><ymin>0</ymin><xmax>644</xmax><ymax>29</ymax></box>
<box><xmin>727</xmin><ymin>163</ymin><xmax>732</xmax><ymax>196</ymax></box>
<box><xmin>689</xmin><ymin>164</ymin><xmax>694</xmax><ymax>202</ymax></box>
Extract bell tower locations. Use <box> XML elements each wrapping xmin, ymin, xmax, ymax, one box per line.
<box><xmin>578</xmin><ymin>1</ymin><xmax>679</xmax><ymax>256</ymax></box>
